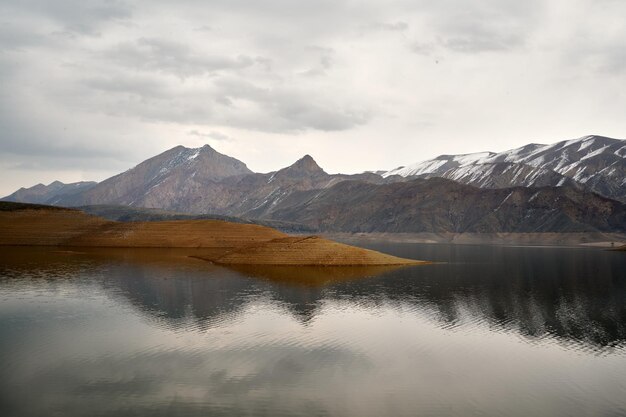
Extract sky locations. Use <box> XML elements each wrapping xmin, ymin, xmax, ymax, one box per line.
<box><xmin>1</xmin><ymin>0</ymin><xmax>625</xmax><ymax>195</ymax></box>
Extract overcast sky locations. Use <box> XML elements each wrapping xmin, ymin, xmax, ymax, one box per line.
<box><xmin>1</xmin><ymin>0</ymin><xmax>625</xmax><ymax>195</ymax></box>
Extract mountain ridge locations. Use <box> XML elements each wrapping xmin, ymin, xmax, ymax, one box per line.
<box><xmin>260</xmin><ymin>177</ymin><xmax>626</xmax><ymax>234</ymax></box>
<box><xmin>382</xmin><ymin>135</ymin><xmax>625</xmax><ymax>202</ymax></box>
<box><xmin>3</xmin><ymin>135</ymin><xmax>625</xmax><ymax>235</ymax></box>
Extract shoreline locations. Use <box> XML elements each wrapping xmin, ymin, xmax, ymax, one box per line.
<box><xmin>322</xmin><ymin>232</ymin><xmax>626</xmax><ymax>248</ymax></box>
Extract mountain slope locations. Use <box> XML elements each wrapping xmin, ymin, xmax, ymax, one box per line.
<box><xmin>259</xmin><ymin>178</ymin><xmax>626</xmax><ymax>233</ymax></box>
<box><xmin>56</xmin><ymin>144</ymin><xmax>252</xmax><ymax>208</ymax></box>
<box><xmin>383</xmin><ymin>135</ymin><xmax>626</xmax><ymax>201</ymax></box>
<box><xmin>46</xmin><ymin>151</ymin><xmax>382</xmax><ymax>215</ymax></box>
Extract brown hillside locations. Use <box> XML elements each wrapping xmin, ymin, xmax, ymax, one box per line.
<box><xmin>66</xmin><ymin>220</ymin><xmax>287</xmax><ymax>249</ymax></box>
<box><xmin>207</xmin><ymin>236</ymin><xmax>425</xmax><ymax>266</ymax></box>
<box><xmin>0</xmin><ymin>205</ymin><xmax>423</xmax><ymax>266</ymax></box>
<box><xmin>0</xmin><ymin>208</ymin><xmax>111</xmax><ymax>245</ymax></box>
<box><xmin>0</xmin><ymin>207</ymin><xmax>285</xmax><ymax>249</ymax></box>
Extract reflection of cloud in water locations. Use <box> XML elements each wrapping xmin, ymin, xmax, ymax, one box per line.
<box><xmin>9</xmin><ymin>345</ymin><xmax>370</xmax><ymax>417</ymax></box>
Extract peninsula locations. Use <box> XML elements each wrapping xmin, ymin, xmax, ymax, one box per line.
<box><xmin>0</xmin><ymin>202</ymin><xmax>424</xmax><ymax>266</ymax></box>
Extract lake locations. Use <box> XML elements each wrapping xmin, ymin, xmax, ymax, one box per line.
<box><xmin>1</xmin><ymin>244</ymin><xmax>625</xmax><ymax>416</ymax></box>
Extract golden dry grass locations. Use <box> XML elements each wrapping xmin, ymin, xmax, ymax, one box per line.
<box><xmin>66</xmin><ymin>219</ymin><xmax>287</xmax><ymax>248</ymax></box>
<box><xmin>0</xmin><ymin>208</ymin><xmax>285</xmax><ymax>248</ymax></box>
<box><xmin>0</xmin><ymin>209</ymin><xmax>111</xmax><ymax>246</ymax></box>
<box><xmin>0</xmin><ymin>209</ymin><xmax>422</xmax><ymax>266</ymax></box>
<box><xmin>206</xmin><ymin>236</ymin><xmax>425</xmax><ymax>266</ymax></box>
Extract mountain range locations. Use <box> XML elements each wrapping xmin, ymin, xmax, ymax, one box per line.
<box><xmin>3</xmin><ymin>135</ymin><xmax>625</xmax><ymax>234</ymax></box>
<box><xmin>4</xmin><ymin>180</ymin><xmax>97</xmax><ymax>205</ymax></box>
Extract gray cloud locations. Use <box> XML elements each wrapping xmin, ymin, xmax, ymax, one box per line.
<box><xmin>441</xmin><ymin>31</ymin><xmax>524</xmax><ymax>53</ymax></box>
<box><xmin>210</xmin><ymin>77</ymin><xmax>370</xmax><ymax>132</ymax></box>
<box><xmin>106</xmin><ymin>38</ymin><xmax>257</xmax><ymax>77</ymax></box>
<box><xmin>188</xmin><ymin>130</ymin><xmax>233</xmax><ymax>141</ymax></box>
<box><xmin>58</xmin><ymin>65</ymin><xmax>370</xmax><ymax>133</ymax></box>
<box><xmin>82</xmin><ymin>73</ymin><xmax>171</xmax><ymax>98</ymax></box>
<box><xmin>405</xmin><ymin>0</ymin><xmax>537</xmax><ymax>54</ymax></box>
<box><xmin>0</xmin><ymin>22</ymin><xmax>50</xmax><ymax>50</ymax></box>
<box><xmin>0</xmin><ymin>0</ymin><xmax>131</xmax><ymax>35</ymax></box>
<box><xmin>361</xmin><ymin>21</ymin><xmax>409</xmax><ymax>32</ymax></box>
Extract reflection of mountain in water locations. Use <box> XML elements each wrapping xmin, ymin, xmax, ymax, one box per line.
<box><xmin>97</xmin><ymin>263</ymin><xmax>332</xmax><ymax>327</ymax></box>
<box><xmin>1</xmin><ymin>246</ymin><xmax>625</xmax><ymax>349</ymax></box>
<box><xmin>326</xmin><ymin>244</ymin><xmax>626</xmax><ymax>349</ymax></box>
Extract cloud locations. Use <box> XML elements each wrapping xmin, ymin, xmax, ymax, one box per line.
<box><xmin>0</xmin><ymin>0</ymin><xmax>131</xmax><ymax>36</ymax></box>
<box><xmin>188</xmin><ymin>130</ymin><xmax>233</xmax><ymax>141</ymax></box>
<box><xmin>403</xmin><ymin>0</ymin><xmax>537</xmax><ymax>55</ymax></box>
<box><xmin>105</xmin><ymin>38</ymin><xmax>257</xmax><ymax>77</ymax></box>
<box><xmin>82</xmin><ymin>73</ymin><xmax>171</xmax><ymax>98</ymax></box>
<box><xmin>56</xmin><ymin>68</ymin><xmax>371</xmax><ymax>133</ymax></box>
<box><xmin>361</xmin><ymin>21</ymin><xmax>409</xmax><ymax>32</ymax></box>
<box><xmin>0</xmin><ymin>22</ymin><xmax>50</xmax><ymax>50</ymax></box>
<box><xmin>440</xmin><ymin>31</ymin><xmax>524</xmax><ymax>53</ymax></box>
<box><xmin>209</xmin><ymin>77</ymin><xmax>370</xmax><ymax>132</ymax></box>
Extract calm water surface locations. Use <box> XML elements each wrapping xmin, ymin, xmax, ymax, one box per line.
<box><xmin>0</xmin><ymin>244</ymin><xmax>625</xmax><ymax>416</ymax></box>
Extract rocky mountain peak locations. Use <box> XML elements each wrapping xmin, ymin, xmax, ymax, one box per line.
<box><xmin>192</xmin><ymin>144</ymin><xmax>217</xmax><ymax>155</ymax></box>
<box><xmin>287</xmin><ymin>155</ymin><xmax>325</xmax><ymax>174</ymax></box>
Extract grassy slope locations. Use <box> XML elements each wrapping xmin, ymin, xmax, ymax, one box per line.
<box><xmin>0</xmin><ymin>202</ymin><xmax>420</xmax><ymax>265</ymax></box>
<box><xmin>208</xmin><ymin>236</ymin><xmax>426</xmax><ymax>266</ymax></box>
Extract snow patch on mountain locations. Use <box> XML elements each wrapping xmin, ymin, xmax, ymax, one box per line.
<box><xmin>382</xmin><ymin>151</ymin><xmax>495</xmax><ymax>178</ymax></box>
<box><xmin>381</xmin><ymin>135</ymin><xmax>625</xmax><ymax>201</ymax></box>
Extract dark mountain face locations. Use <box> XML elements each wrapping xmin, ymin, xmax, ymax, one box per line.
<box><xmin>260</xmin><ymin>178</ymin><xmax>626</xmax><ymax>233</ymax></box>
<box><xmin>2</xmin><ymin>180</ymin><xmax>97</xmax><ymax>205</ymax></box>
<box><xmin>218</xmin><ymin>155</ymin><xmax>335</xmax><ymax>218</ymax></box>
<box><xmin>383</xmin><ymin>135</ymin><xmax>626</xmax><ymax>202</ymax></box>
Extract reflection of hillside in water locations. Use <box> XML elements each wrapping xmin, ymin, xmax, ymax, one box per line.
<box><xmin>0</xmin><ymin>246</ymin><xmax>624</xmax><ymax>349</ymax></box>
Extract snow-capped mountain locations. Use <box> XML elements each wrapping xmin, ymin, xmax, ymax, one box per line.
<box><xmin>383</xmin><ymin>135</ymin><xmax>626</xmax><ymax>201</ymax></box>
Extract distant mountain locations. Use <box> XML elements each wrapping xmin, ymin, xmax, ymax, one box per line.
<box><xmin>218</xmin><ymin>155</ymin><xmax>389</xmax><ymax>218</ymax></box>
<box><xmin>259</xmin><ymin>178</ymin><xmax>626</xmax><ymax>233</ymax></box>
<box><xmin>2</xmin><ymin>180</ymin><xmax>97</xmax><ymax>205</ymax></box>
<box><xmin>383</xmin><ymin>135</ymin><xmax>626</xmax><ymax>202</ymax></box>
<box><xmin>57</xmin><ymin>150</ymin><xmax>384</xmax><ymax>216</ymax></box>
<box><xmin>56</xmin><ymin>144</ymin><xmax>252</xmax><ymax>208</ymax></box>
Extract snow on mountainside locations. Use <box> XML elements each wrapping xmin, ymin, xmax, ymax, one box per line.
<box><xmin>382</xmin><ymin>135</ymin><xmax>626</xmax><ymax>202</ymax></box>
<box><xmin>384</xmin><ymin>152</ymin><xmax>496</xmax><ymax>178</ymax></box>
